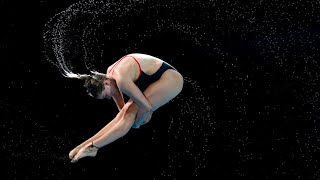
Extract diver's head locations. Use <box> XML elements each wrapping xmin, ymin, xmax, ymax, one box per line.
<box><xmin>79</xmin><ymin>73</ymin><xmax>116</xmax><ymax>99</ymax></box>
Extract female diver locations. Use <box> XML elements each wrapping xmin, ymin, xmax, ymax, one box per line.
<box><xmin>69</xmin><ymin>53</ymin><xmax>183</xmax><ymax>163</ymax></box>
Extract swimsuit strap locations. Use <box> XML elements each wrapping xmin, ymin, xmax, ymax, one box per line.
<box><xmin>108</xmin><ymin>55</ymin><xmax>142</xmax><ymax>80</ymax></box>
<box><xmin>108</xmin><ymin>55</ymin><xmax>127</xmax><ymax>75</ymax></box>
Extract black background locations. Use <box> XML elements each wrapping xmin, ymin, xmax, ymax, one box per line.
<box><xmin>2</xmin><ymin>0</ymin><xmax>320</xmax><ymax>179</ymax></box>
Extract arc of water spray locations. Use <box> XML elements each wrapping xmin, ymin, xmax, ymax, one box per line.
<box><xmin>50</xmin><ymin>25</ymin><xmax>105</xmax><ymax>79</ymax></box>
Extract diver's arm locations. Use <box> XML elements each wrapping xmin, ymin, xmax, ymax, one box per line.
<box><xmin>112</xmin><ymin>90</ymin><xmax>125</xmax><ymax>111</ymax></box>
<box><xmin>117</xmin><ymin>78</ymin><xmax>153</xmax><ymax>128</ymax></box>
<box><xmin>112</xmin><ymin>58</ymin><xmax>153</xmax><ymax>127</ymax></box>
<box><xmin>117</xmin><ymin>78</ymin><xmax>152</xmax><ymax>112</ymax></box>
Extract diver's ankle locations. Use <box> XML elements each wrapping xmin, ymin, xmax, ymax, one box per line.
<box><xmin>89</xmin><ymin>141</ymin><xmax>99</xmax><ymax>149</ymax></box>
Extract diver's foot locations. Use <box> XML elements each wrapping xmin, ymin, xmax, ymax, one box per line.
<box><xmin>69</xmin><ymin>146</ymin><xmax>83</xmax><ymax>159</ymax></box>
<box><xmin>71</xmin><ymin>143</ymin><xmax>98</xmax><ymax>163</ymax></box>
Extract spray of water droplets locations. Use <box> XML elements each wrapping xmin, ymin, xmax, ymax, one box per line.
<box><xmin>162</xmin><ymin>77</ymin><xmax>214</xmax><ymax>177</ymax></box>
<box><xmin>43</xmin><ymin>0</ymin><xmax>114</xmax><ymax>78</ymax></box>
<box><xmin>42</xmin><ymin>0</ymin><xmax>219</xmax><ymax>78</ymax></box>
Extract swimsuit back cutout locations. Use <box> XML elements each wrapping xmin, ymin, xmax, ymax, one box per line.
<box><xmin>108</xmin><ymin>55</ymin><xmax>142</xmax><ymax>80</ymax></box>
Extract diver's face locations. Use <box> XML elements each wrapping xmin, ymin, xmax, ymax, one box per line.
<box><xmin>98</xmin><ymin>81</ymin><xmax>112</xmax><ymax>99</ymax></box>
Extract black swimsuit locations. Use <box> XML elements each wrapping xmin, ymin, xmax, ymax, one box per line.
<box><xmin>135</xmin><ymin>61</ymin><xmax>176</xmax><ymax>91</ymax></box>
<box><xmin>108</xmin><ymin>55</ymin><xmax>177</xmax><ymax>91</ymax></box>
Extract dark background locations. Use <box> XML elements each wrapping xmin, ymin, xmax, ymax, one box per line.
<box><xmin>2</xmin><ymin>0</ymin><xmax>320</xmax><ymax>179</ymax></box>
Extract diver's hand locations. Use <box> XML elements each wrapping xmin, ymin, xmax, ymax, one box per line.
<box><xmin>132</xmin><ymin>109</ymin><xmax>153</xmax><ymax>128</ymax></box>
